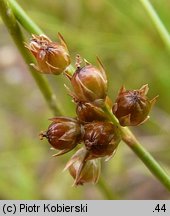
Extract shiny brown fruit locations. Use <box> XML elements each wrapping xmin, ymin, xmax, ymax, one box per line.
<box><xmin>76</xmin><ymin>101</ymin><xmax>107</xmax><ymax>123</ymax></box>
<box><xmin>71</xmin><ymin>58</ymin><xmax>107</xmax><ymax>103</ymax></box>
<box><xmin>83</xmin><ymin>122</ymin><xmax>121</xmax><ymax>159</ymax></box>
<box><xmin>25</xmin><ymin>33</ymin><xmax>70</xmax><ymax>74</ymax></box>
<box><xmin>112</xmin><ymin>84</ymin><xmax>158</xmax><ymax>126</ymax></box>
<box><xmin>40</xmin><ymin>117</ymin><xmax>81</xmax><ymax>156</ymax></box>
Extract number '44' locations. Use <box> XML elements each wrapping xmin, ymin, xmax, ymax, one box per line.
<box><xmin>155</xmin><ymin>204</ymin><xmax>166</xmax><ymax>212</ymax></box>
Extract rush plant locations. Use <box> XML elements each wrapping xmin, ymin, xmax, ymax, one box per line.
<box><xmin>1</xmin><ymin>0</ymin><xmax>170</xmax><ymax>194</ymax></box>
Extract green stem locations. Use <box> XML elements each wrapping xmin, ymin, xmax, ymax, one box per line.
<box><xmin>3</xmin><ymin>0</ymin><xmax>170</xmax><ymax>194</ymax></box>
<box><xmin>8</xmin><ymin>0</ymin><xmax>43</xmax><ymax>34</ymax></box>
<box><xmin>140</xmin><ymin>0</ymin><xmax>170</xmax><ymax>49</ymax></box>
<box><xmin>122</xmin><ymin>128</ymin><xmax>170</xmax><ymax>189</ymax></box>
<box><xmin>102</xmin><ymin>102</ymin><xmax>119</xmax><ymax>126</ymax></box>
<box><xmin>0</xmin><ymin>0</ymin><xmax>64</xmax><ymax>115</ymax></box>
<box><xmin>103</xmin><ymin>104</ymin><xmax>170</xmax><ymax>190</ymax></box>
<box><xmin>0</xmin><ymin>0</ymin><xmax>113</xmax><ymax>199</ymax></box>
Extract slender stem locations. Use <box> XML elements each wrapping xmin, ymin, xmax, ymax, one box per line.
<box><xmin>8</xmin><ymin>0</ymin><xmax>43</xmax><ymax>34</ymax></box>
<box><xmin>140</xmin><ymin>0</ymin><xmax>170</xmax><ymax>50</ymax></box>
<box><xmin>0</xmin><ymin>0</ymin><xmax>64</xmax><ymax>116</ymax></box>
<box><xmin>103</xmin><ymin>104</ymin><xmax>170</xmax><ymax>190</ymax></box>
<box><xmin>102</xmin><ymin>102</ymin><xmax>119</xmax><ymax>126</ymax></box>
<box><xmin>0</xmin><ymin>0</ymin><xmax>113</xmax><ymax>199</ymax></box>
<box><xmin>122</xmin><ymin>127</ymin><xmax>170</xmax><ymax>189</ymax></box>
<box><xmin>2</xmin><ymin>0</ymin><xmax>170</xmax><ymax>193</ymax></box>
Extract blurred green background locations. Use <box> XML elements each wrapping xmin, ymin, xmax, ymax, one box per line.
<box><xmin>0</xmin><ymin>0</ymin><xmax>170</xmax><ymax>199</ymax></box>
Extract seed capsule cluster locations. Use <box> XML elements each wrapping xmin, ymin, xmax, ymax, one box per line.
<box><xmin>26</xmin><ymin>34</ymin><xmax>157</xmax><ymax>185</ymax></box>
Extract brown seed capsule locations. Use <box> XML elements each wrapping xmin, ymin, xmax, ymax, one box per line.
<box><xmin>76</xmin><ymin>101</ymin><xmax>107</xmax><ymax>123</ymax></box>
<box><xmin>25</xmin><ymin>33</ymin><xmax>70</xmax><ymax>75</ymax></box>
<box><xmin>112</xmin><ymin>84</ymin><xmax>158</xmax><ymax>126</ymax></box>
<box><xmin>83</xmin><ymin>122</ymin><xmax>121</xmax><ymax>159</ymax></box>
<box><xmin>71</xmin><ymin>58</ymin><xmax>107</xmax><ymax>103</ymax></box>
<box><xmin>40</xmin><ymin>117</ymin><xmax>81</xmax><ymax>156</ymax></box>
<box><xmin>64</xmin><ymin>148</ymin><xmax>101</xmax><ymax>185</ymax></box>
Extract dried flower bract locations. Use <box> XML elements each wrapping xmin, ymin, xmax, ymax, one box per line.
<box><xmin>65</xmin><ymin>148</ymin><xmax>101</xmax><ymax>185</ymax></box>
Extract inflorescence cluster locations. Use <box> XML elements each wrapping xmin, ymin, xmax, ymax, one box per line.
<box><xmin>26</xmin><ymin>34</ymin><xmax>157</xmax><ymax>185</ymax></box>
